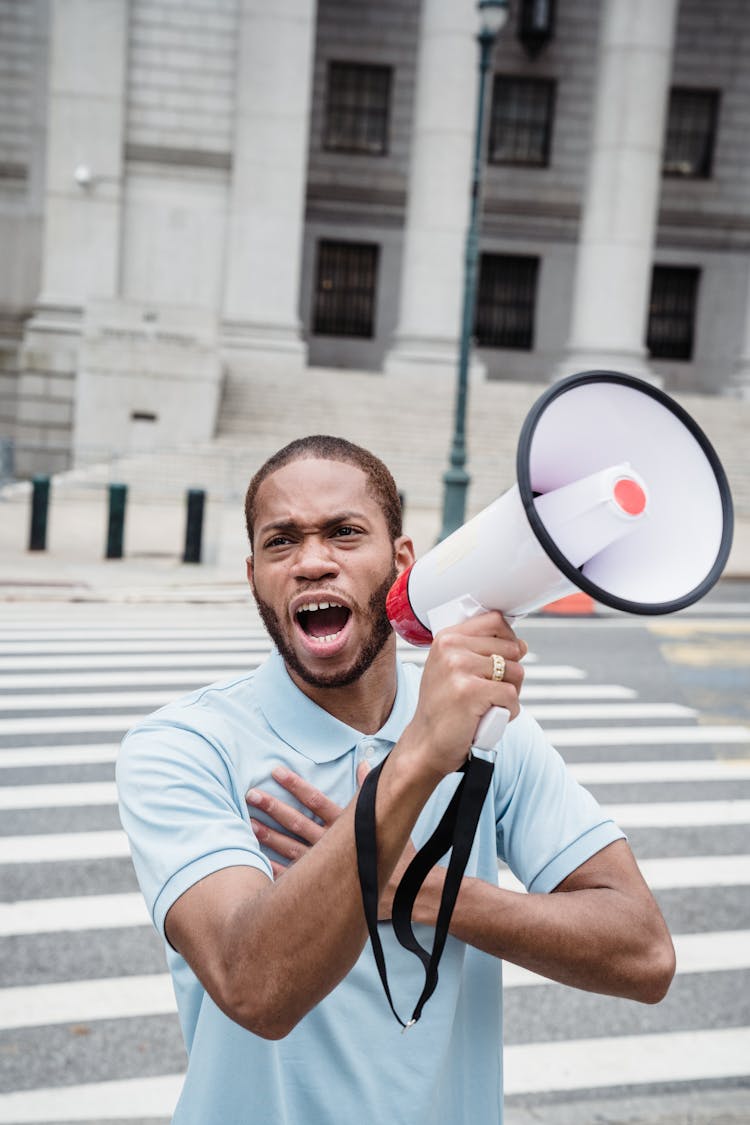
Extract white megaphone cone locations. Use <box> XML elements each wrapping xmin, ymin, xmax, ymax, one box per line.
<box><xmin>387</xmin><ymin>371</ymin><xmax>734</xmax><ymax>749</ymax></box>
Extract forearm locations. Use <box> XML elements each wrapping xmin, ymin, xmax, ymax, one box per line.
<box><xmin>413</xmin><ymin>846</ymin><xmax>675</xmax><ymax>1004</ymax></box>
<box><xmin>219</xmin><ymin>736</ymin><xmax>441</xmax><ymax>1036</ymax></box>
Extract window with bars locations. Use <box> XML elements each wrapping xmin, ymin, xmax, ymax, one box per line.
<box><xmin>475</xmin><ymin>254</ymin><xmax>539</xmax><ymax>349</ymax></box>
<box><xmin>488</xmin><ymin>76</ymin><xmax>555</xmax><ymax>166</ymax></box>
<box><xmin>646</xmin><ymin>266</ymin><xmax>700</xmax><ymax>361</ymax></box>
<box><xmin>323</xmin><ymin>62</ymin><xmax>392</xmax><ymax>155</ymax></box>
<box><xmin>663</xmin><ymin>88</ymin><xmax>720</xmax><ymax>178</ymax></box>
<box><xmin>313</xmin><ymin>241</ymin><xmax>379</xmax><ymax>338</ymax></box>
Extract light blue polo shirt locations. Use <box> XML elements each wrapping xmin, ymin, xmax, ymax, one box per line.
<box><xmin>117</xmin><ymin>649</ymin><xmax>624</xmax><ymax>1125</ymax></box>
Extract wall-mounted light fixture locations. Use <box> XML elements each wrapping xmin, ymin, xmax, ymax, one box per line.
<box><xmin>73</xmin><ymin>163</ymin><xmax>121</xmax><ymax>189</ymax></box>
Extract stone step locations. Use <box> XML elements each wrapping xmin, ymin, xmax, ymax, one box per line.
<box><xmin>216</xmin><ymin>367</ymin><xmax>750</xmax><ymax>514</ymax></box>
<box><xmin>9</xmin><ymin>370</ymin><xmax>746</xmax><ymax>524</ymax></box>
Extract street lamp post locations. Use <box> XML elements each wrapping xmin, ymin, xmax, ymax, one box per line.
<box><xmin>438</xmin><ymin>0</ymin><xmax>509</xmax><ymax>542</ymax></box>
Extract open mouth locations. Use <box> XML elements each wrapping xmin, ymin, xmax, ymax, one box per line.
<box><xmin>295</xmin><ymin>600</ymin><xmax>352</xmax><ymax>644</ymax></box>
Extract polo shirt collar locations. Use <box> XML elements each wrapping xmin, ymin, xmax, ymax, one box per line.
<box><xmin>254</xmin><ymin>648</ymin><xmax>414</xmax><ymax>763</ymax></box>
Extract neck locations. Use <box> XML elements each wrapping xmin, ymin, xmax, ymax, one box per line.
<box><xmin>286</xmin><ymin>639</ymin><xmax>399</xmax><ymax>734</ymax></box>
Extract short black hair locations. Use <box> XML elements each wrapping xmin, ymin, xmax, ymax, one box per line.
<box><xmin>244</xmin><ymin>435</ymin><xmax>403</xmax><ymax>548</ymax></box>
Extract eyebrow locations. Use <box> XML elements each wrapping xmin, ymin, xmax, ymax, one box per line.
<box><xmin>256</xmin><ymin>510</ymin><xmax>370</xmax><ymax>539</ymax></box>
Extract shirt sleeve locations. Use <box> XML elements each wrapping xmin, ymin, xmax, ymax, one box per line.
<box><xmin>494</xmin><ymin>708</ymin><xmax>625</xmax><ymax>893</ymax></box>
<box><xmin>117</xmin><ymin>717</ymin><xmax>273</xmax><ymax>938</ymax></box>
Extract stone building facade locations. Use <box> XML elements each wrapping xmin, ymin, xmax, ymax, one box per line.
<box><xmin>1</xmin><ymin>0</ymin><xmax>749</xmax><ymax>476</ymax></box>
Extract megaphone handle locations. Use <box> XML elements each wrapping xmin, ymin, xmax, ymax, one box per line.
<box><xmin>474</xmin><ymin>705</ymin><xmax>509</xmax><ymax>751</ymax></box>
<box><xmin>427</xmin><ymin>595</ymin><xmax>511</xmax><ymax>753</ymax></box>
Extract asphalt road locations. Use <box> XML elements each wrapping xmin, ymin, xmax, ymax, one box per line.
<box><xmin>0</xmin><ymin>586</ymin><xmax>748</xmax><ymax>1124</ymax></box>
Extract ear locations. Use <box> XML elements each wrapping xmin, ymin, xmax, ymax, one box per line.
<box><xmin>246</xmin><ymin>555</ymin><xmax>254</xmax><ymax>592</ymax></box>
<box><xmin>393</xmin><ymin>535</ymin><xmax>415</xmax><ymax>576</ymax></box>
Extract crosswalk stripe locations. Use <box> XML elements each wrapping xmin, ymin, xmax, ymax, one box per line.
<box><xmin>4</xmin><ymin>811</ymin><xmax>750</xmax><ymax>876</ymax></box>
<box><xmin>4</xmin><ymin>746</ymin><xmax>747</xmax><ymax>781</ymax></box>
<box><xmin>503</xmin><ymin>1026</ymin><xmax>750</xmax><ymax>1096</ymax></box>
<box><xmin>0</xmin><ymin>1072</ymin><xmax>183</xmax><ymax>1122</ymax></box>
<box><xmin>1</xmin><ymin>765</ymin><xmax>748</xmax><ymax>821</ymax></box>
<box><xmin>0</xmin><ymin>630</ymin><xmax>264</xmax><ymax>648</ymax></box>
<box><xmin>3</xmin><ymin>856</ymin><xmax>748</xmax><ymax>935</ymax></box>
<box><xmin>605</xmin><ymin>800</ymin><xmax>750</xmax><ymax>827</ymax></box>
<box><xmin>0</xmin><ymin>782</ymin><xmax>118</xmax><ymax>809</ymax></box>
<box><xmin>497</xmin><ymin>854</ymin><xmax>750</xmax><ymax>893</ymax></box>
<box><xmin>0</xmin><ymin>653</ymin><xmax>263</xmax><ymax>671</ymax></box>
<box><xmin>0</xmin><ymin>715</ymin><xmax>146</xmax><ymax>734</ymax></box>
<box><xmin>545</xmin><ymin>724</ymin><xmax>750</xmax><ymax>746</ymax></box>
<box><xmin>0</xmin><ymin>629</ymin><xmax>264</xmax><ymax>642</ymax></box>
<box><xmin>0</xmin><ymin>830</ymin><xmax>129</xmax><ymax>863</ymax></box>
<box><xmin>3</xmin><ymin>928</ymin><xmax>746</xmax><ymax>1030</ymax></box>
<box><xmin>511</xmin><ymin>664</ymin><xmax>586</xmax><ymax>680</ymax></box>
<box><xmin>0</xmin><ymin>684</ymin><xmax>638</xmax><ymax>710</ymax></box>
<box><xmin>0</xmin><ymin>639</ymin><xmax>270</xmax><ymax>656</ymax></box>
<box><xmin>0</xmin><ymin>744</ymin><xmax>120</xmax><ymax>769</ymax></box>
<box><xmin>3</xmin><ymin>777</ymin><xmax>750</xmax><ymax>825</ymax></box>
<box><xmin>0</xmin><ymin>893</ymin><xmax>150</xmax><ymax>936</ymax></box>
<box><xmin>0</xmin><ymin>690</ymin><xmax>221</xmax><ymax>711</ymax></box>
<box><xmin>569</xmin><ymin>758</ymin><xmax>750</xmax><ymax>783</ymax></box>
<box><xmin>527</xmin><ymin>703</ymin><xmax>696</xmax><ymax>720</ymax></box>
<box><xmin>627</xmin><ymin>853</ymin><xmax>750</xmax><ymax>889</ymax></box>
<box><xmin>502</xmin><ymin>929</ymin><xmax>750</xmax><ymax>986</ymax></box>
<box><xmin>0</xmin><ymin>705</ymin><xmax>703</xmax><ymax>738</ymax></box>
<box><xmin>0</xmin><ymin>1025</ymin><xmax>746</xmax><ymax>1119</ymax></box>
<box><xmin>0</xmin><ymin>669</ymin><xmax>260</xmax><ymax>690</ymax></box>
<box><xmin>0</xmin><ymin>973</ymin><xmax>176</xmax><ymax>1030</ymax></box>
<box><xmin>0</xmin><ymin>649</ymin><xmax>571</xmax><ymax>675</ymax></box>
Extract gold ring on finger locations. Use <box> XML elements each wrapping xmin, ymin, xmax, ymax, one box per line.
<box><xmin>490</xmin><ymin>653</ymin><xmax>506</xmax><ymax>682</ymax></box>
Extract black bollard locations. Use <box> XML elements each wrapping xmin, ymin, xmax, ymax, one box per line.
<box><xmin>106</xmin><ymin>483</ymin><xmax>127</xmax><ymax>559</ymax></box>
<box><xmin>28</xmin><ymin>475</ymin><xmax>50</xmax><ymax>552</ymax></box>
<box><xmin>183</xmin><ymin>488</ymin><xmax>205</xmax><ymax>564</ymax></box>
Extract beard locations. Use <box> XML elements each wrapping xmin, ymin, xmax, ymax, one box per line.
<box><xmin>253</xmin><ymin>565</ymin><xmax>398</xmax><ymax>690</ymax></box>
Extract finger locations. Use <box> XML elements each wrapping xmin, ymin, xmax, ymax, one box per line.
<box><xmin>246</xmin><ymin>788</ymin><xmax>326</xmax><ymax>845</ymax></box>
<box><xmin>478</xmin><ymin>647</ymin><xmax>525</xmax><ymax>684</ymax></box>
<box><xmin>270</xmin><ymin>859</ymin><xmax>287</xmax><ymax>879</ymax></box>
<box><xmin>271</xmin><ymin>766</ymin><xmax>344</xmax><ymax>825</ymax></box>
<box><xmin>356</xmin><ymin>760</ymin><xmax>371</xmax><ymax>788</ymax></box>
<box><xmin>459</xmin><ymin>618</ymin><xmax>529</xmax><ymax>661</ymax></box>
<box><xmin>250</xmin><ymin>817</ymin><xmax>315</xmax><ymax>862</ymax></box>
<box><xmin>485</xmin><ymin>680</ymin><xmax>522</xmax><ymax>721</ymax></box>
<box><xmin>447</xmin><ymin>610</ymin><xmax>518</xmax><ymax>641</ymax></box>
<box><xmin>432</xmin><ymin>625</ymin><xmax>526</xmax><ymax>664</ymax></box>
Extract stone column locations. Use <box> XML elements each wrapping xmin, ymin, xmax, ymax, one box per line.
<box><xmin>384</xmin><ymin>0</ymin><xmax>479</xmax><ymax>378</ymax></box>
<box><xmin>35</xmin><ymin>0</ymin><xmax>127</xmax><ymax>310</ymax></box>
<box><xmin>17</xmin><ymin>0</ymin><xmax>128</xmax><ymax>475</ymax></box>
<box><xmin>557</xmin><ymin>0</ymin><xmax>679</xmax><ymax>383</ymax></box>
<box><xmin>221</xmin><ymin>0</ymin><xmax>316</xmax><ymax>374</ymax></box>
<box><xmin>728</xmin><ymin>268</ymin><xmax>750</xmax><ymax>399</ymax></box>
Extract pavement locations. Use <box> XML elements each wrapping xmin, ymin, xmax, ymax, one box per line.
<box><xmin>0</xmin><ymin>480</ymin><xmax>748</xmax><ymax>604</ymax></box>
<box><xmin>0</xmin><ymin>483</ymin><xmax>451</xmax><ymax>603</ymax></box>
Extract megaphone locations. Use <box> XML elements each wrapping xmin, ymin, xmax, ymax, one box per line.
<box><xmin>360</xmin><ymin>371</ymin><xmax>734</xmax><ymax>1031</ymax></box>
<box><xmin>388</xmin><ymin>370</ymin><xmax>734</xmax><ymax>648</ymax></box>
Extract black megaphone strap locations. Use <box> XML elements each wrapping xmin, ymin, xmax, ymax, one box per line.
<box><xmin>354</xmin><ymin>753</ymin><xmax>495</xmax><ymax>1028</ymax></box>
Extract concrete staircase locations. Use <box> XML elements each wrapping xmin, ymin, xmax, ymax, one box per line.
<box><xmin>214</xmin><ymin>366</ymin><xmax>750</xmax><ymax>520</ymax></box>
<box><xmin>14</xmin><ymin>364</ymin><xmax>748</xmax><ymax>524</ymax></box>
<box><xmin>214</xmin><ymin>366</ymin><xmax>538</xmax><ymax>513</ymax></box>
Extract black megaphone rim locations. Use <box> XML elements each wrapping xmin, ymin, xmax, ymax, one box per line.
<box><xmin>515</xmin><ymin>370</ymin><xmax>735</xmax><ymax>615</ymax></box>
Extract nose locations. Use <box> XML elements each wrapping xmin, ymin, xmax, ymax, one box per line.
<box><xmin>289</xmin><ymin>536</ymin><xmax>340</xmax><ymax>581</ymax></box>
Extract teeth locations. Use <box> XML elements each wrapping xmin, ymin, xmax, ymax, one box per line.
<box><xmin>297</xmin><ymin>600</ymin><xmax>343</xmax><ymax>614</ymax></box>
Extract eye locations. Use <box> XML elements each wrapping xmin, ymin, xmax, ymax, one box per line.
<box><xmin>332</xmin><ymin>525</ymin><xmax>360</xmax><ymax>539</ymax></box>
<box><xmin>263</xmin><ymin>534</ymin><xmax>292</xmax><ymax>549</ymax></box>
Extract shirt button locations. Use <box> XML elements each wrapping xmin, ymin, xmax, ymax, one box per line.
<box><xmin>365</xmin><ymin>745</ymin><xmax>375</xmax><ymax>759</ymax></box>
